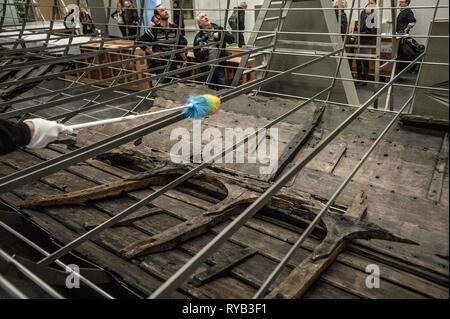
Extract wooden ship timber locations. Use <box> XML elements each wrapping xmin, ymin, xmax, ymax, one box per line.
<box><xmin>0</xmin><ymin>84</ymin><xmax>448</xmax><ymax>299</ymax></box>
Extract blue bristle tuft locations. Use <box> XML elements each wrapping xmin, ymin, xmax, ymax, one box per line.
<box><xmin>182</xmin><ymin>96</ymin><xmax>211</xmax><ymax>119</ymax></box>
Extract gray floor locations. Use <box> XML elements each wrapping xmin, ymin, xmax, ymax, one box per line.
<box><xmin>354</xmin><ymin>72</ymin><xmax>419</xmax><ymax>112</ymax></box>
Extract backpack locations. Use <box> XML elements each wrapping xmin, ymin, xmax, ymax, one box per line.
<box><xmin>228</xmin><ymin>11</ymin><xmax>238</xmax><ymax>30</ymax></box>
<box><xmin>398</xmin><ymin>37</ymin><xmax>420</xmax><ymax>61</ymax></box>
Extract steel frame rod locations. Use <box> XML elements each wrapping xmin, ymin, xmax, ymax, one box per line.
<box><xmin>0</xmin><ymin>38</ymin><xmax>446</xmax><ymax>82</ymax></box>
<box><xmin>148</xmin><ymin>51</ymin><xmax>425</xmax><ymax>299</ymax></box>
<box><xmin>46</xmin><ymin>70</ymin><xmax>210</xmax><ymax>123</ymax></box>
<box><xmin>1</xmin><ymin>44</ymin><xmax>272</xmax><ymax>119</ymax></box>
<box><xmin>34</xmin><ymin>48</ymin><xmax>342</xmax><ymax>268</ymax></box>
<box><xmin>0</xmin><ymin>3</ymin><xmax>447</xmax><ymax>11</ymax></box>
<box><xmin>38</xmin><ymin>86</ymin><xmax>334</xmax><ymax>270</ymax></box>
<box><xmin>204</xmin><ymin>0</ymin><xmax>231</xmax><ymax>86</ymax></box>
<box><xmin>0</xmin><ymin>247</ymin><xmax>64</xmax><ymax>299</ymax></box>
<box><xmin>11</xmin><ymin>0</ymin><xmax>31</xmax><ymax>50</ymax></box>
<box><xmin>0</xmin><ymin>38</ymin><xmax>202</xmax><ymax>72</ymax></box>
<box><xmin>0</xmin><ymin>274</ymin><xmax>29</xmax><ymax>299</ymax></box>
<box><xmin>0</xmin><ymin>111</ymin><xmax>184</xmax><ymax>194</ymax></box>
<box><xmin>254</xmin><ymin>92</ymin><xmax>416</xmax><ymax>299</ymax></box>
<box><xmin>408</xmin><ymin>0</ymin><xmax>441</xmax><ymax>114</ymax></box>
<box><xmin>3</xmin><ymin>56</ymin><xmax>447</xmax><ymax>116</ymax></box>
<box><xmin>326</xmin><ymin>0</ymin><xmax>356</xmax><ymax>102</ymax></box>
<box><xmin>1</xmin><ymin>24</ymin><xmax>447</xmax><ymax>53</ymax></box>
<box><xmin>0</xmin><ymin>220</ymin><xmax>114</xmax><ymax>299</ymax></box>
<box><xmin>384</xmin><ymin>0</ymin><xmax>399</xmax><ymax>111</ymax></box>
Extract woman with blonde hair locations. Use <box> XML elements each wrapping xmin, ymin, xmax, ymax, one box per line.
<box><xmin>333</xmin><ymin>0</ymin><xmax>348</xmax><ymax>8</ymax></box>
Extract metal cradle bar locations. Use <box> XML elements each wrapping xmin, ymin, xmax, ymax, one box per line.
<box><xmin>34</xmin><ymin>48</ymin><xmax>342</xmax><ymax>268</ymax></box>
<box><xmin>254</xmin><ymin>89</ymin><xmax>416</xmax><ymax>299</ymax></box>
<box><xmin>0</xmin><ymin>247</ymin><xmax>64</xmax><ymax>299</ymax></box>
<box><xmin>148</xmin><ymin>51</ymin><xmax>425</xmax><ymax>299</ymax></box>
<box><xmin>0</xmin><ymin>274</ymin><xmax>29</xmax><ymax>299</ymax></box>
<box><xmin>325</xmin><ymin>0</ymin><xmax>357</xmax><ymax>102</ymax></box>
<box><xmin>0</xmin><ymin>44</ymin><xmax>272</xmax><ymax>120</ymax></box>
<box><xmin>0</xmin><ymin>220</ymin><xmax>114</xmax><ymax>299</ymax></box>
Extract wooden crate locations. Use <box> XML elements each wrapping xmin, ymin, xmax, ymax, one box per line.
<box><xmin>186</xmin><ymin>50</ymin><xmax>257</xmax><ymax>84</ymax></box>
<box><xmin>225</xmin><ymin>57</ymin><xmax>256</xmax><ymax>84</ymax></box>
<box><xmin>70</xmin><ymin>39</ymin><xmax>152</xmax><ymax>91</ymax></box>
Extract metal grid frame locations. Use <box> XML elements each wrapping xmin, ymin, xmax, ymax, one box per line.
<box><xmin>0</xmin><ymin>0</ymin><xmax>448</xmax><ymax>299</ymax></box>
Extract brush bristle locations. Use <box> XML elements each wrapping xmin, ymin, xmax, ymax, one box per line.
<box><xmin>182</xmin><ymin>95</ymin><xmax>221</xmax><ymax>119</ymax></box>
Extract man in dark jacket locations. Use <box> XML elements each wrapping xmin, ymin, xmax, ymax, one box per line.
<box><xmin>229</xmin><ymin>2</ymin><xmax>247</xmax><ymax>47</ymax></box>
<box><xmin>0</xmin><ymin>119</ymin><xmax>72</xmax><ymax>155</ymax></box>
<box><xmin>138</xmin><ymin>4</ymin><xmax>188</xmax><ymax>83</ymax></box>
<box><xmin>397</xmin><ymin>0</ymin><xmax>416</xmax><ymax>33</ymax></box>
<box><xmin>194</xmin><ymin>12</ymin><xmax>235</xmax><ymax>90</ymax></box>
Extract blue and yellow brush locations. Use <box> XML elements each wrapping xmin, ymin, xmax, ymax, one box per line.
<box><xmin>66</xmin><ymin>95</ymin><xmax>222</xmax><ymax>131</ymax></box>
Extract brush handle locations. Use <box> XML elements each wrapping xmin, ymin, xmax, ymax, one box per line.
<box><xmin>66</xmin><ymin>103</ymin><xmax>192</xmax><ymax>131</ymax></box>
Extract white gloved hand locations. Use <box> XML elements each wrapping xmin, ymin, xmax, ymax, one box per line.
<box><xmin>25</xmin><ymin>118</ymin><xmax>73</xmax><ymax>149</ymax></box>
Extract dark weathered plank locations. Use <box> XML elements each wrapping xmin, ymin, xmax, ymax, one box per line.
<box><xmin>244</xmin><ymin>216</ymin><xmax>449</xmax><ymax>299</ymax></box>
<box><xmin>15</xmin><ymin>177</ymin><xmax>171</xmax><ymax>208</ymax></box>
<box><xmin>0</xmin><ymin>151</ymin><xmax>262</xmax><ymax>298</ymax></box>
<box><xmin>194</xmin><ymin>247</ymin><xmax>257</xmax><ymax>284</ymax></box>
<box><xmin>41</xmin><ymin>149</ymin><xmax>446</xmax><ymax>296</ymax></box>
<box><xmin>428</xmin><ymin>133</ymin><xmax>449</xmax><ymax>202</ymax></box>
<box><xmin>0</xmin><ymin>196</ymin><xmax>184</xmax><ymax>298</ymax></box>
<box><xmin>4</xmin><ymin>148</ymin><xmax>442</xmax><ymax>300</ymax></box>
<box><xmin>266</xmin><ymin>192</ymin><xmax>368</xmax><ymax>299</ymax></box>
<box><xmin>14</xmin><ymin>151</ymin><xmax>360</xmax><ymax>300</ymax></box>
<box><xmin>400</xmin><ymin>114</ymin><xmax>449</xmax><ymax>131</ymax></box>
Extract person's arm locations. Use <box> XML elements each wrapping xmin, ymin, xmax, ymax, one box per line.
<box><xmin>138</xmin><ymin>27</ymin><xmax>155</xmax><ymax>53</ymax></box>
<box><xmin>174</xmin><ymin>9</ymin><xmax>180</xmax><ymax>27</ymax></box>
<box><xmin>223</xmin><ymin>29</ymin><xmax>235</xmax><ymax>45</ymax></box>
<box><xmin>131</xmin><ymin>8</ymin><xmax>140</xmax><ymax>25</ymax></box>
<box><xmin>405</xmin><ymin>9</ymin><xmax>416</xmax><ymax>32</ymax></box>
<box><xmin>0</xmin><ymin>119</ymin><xmax>31</xmax><ymax>155</ymax></box>
<box><xmin>0</xmin><ymin>118</ymin><xmax>72</xmax><ymax>155</ymax></box>
<box><xmin>178</xmin><ymin>35</ymin><xmax>188</xmax><ymax>67</ymax></box>
<box><xmin>238</xmin><ymin>10</ymin><xmax>245</xmax><ymax>30</ymax></box>
<box><xmin>213</xmin><ymin>25</ymin><xmax>234</xmax><ymax>45</ymax></box>
<box><xmin>193</xmin><ymin>32</ymin><xmax>209</xmax><ymax>60</ymax></box>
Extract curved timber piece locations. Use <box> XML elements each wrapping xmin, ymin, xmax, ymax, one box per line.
<box><xmin>266</xmin><ymin>192</ymin><xmax>418</xmax><ymax>299</ymax></box>
<box><xmin>14</xmin><ymin>164</ymin><xmax>188</xmax><ymax>208</ymax></box>
<box><xmin>121</xmin><ymin>179</ymin><xmax>261</xmax><ymax>259</ymax></box>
